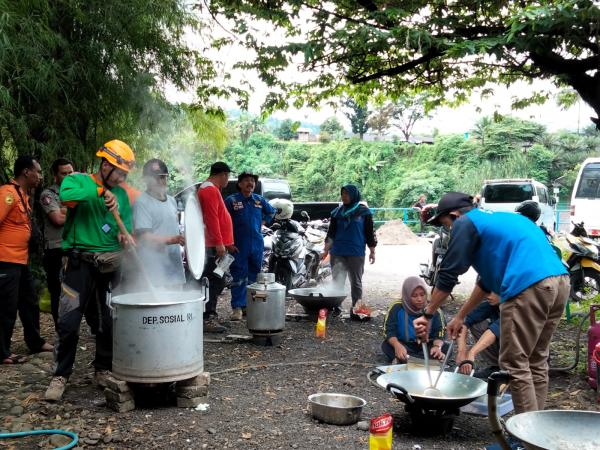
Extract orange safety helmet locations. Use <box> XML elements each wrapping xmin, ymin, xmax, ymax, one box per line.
<box><xmin>96</xmin><ymin>139</ymin><xmax>135</xmax><ymax>172</ymax></box>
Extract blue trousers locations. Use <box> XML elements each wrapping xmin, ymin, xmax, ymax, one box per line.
<box><xmin>230</xmin><ymin>247</ymin><xmax>263</xmax><ymax>309</ymax></box>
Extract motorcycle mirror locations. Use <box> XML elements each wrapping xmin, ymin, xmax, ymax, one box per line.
<box><xmin>301</xmin><ymin>210</ymin><xmax>309</xmax><ymax>219</ymax></box>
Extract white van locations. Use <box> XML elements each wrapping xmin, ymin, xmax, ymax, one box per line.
<box><xmin>571</xmin><ymin>157</ymin><xmax>600</xmax><ymax>237</ymax></box>
<box><xmin>480</xmin><ymin>179</ymin><xmax>556</xmax><ymax>230</ymax></box>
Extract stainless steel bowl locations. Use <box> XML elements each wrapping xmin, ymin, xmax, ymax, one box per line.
<box><xmin>308</xmin><ymin>393</ymin><xmax>366</xmax><ymax>425</ymax></box>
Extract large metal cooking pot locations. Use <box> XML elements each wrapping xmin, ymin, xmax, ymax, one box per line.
<box><xmin>110</xmin><ymin>290</ymin><xmax>206</xmax><ymax>383</ymax></box>
<box><xmin>308</xmin><ymin>393</ymin><xmax>366</xmax><ymax>425</ymax></box>
<box><xmin>246</xmin><ymin>273</ymin><xmax>286</xmax><ymax>332</ymax></box>
<box><xmin>288</xmin><ymin>287</ymin><xmax>346</xmax><ymax>313</ymax></box>
<box><xmin>488</xmin><ymin>371</ymin><xmax>600</xmax><ymax>450</ymax></box>
<box><xmin>373</xmin><ymin>367</ymin><xmax>488</xmax><ymax>410</ymax></box>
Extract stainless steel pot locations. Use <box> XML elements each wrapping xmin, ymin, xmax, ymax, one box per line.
<box><xmin>109</xmin><ymin>289</ymin><xmax>206</xmax><ymax>383</ymax></box>
<box><xmin>308</xmin><ymin>393</ymin><xmax>366</xmax><ymax>425</ymax></box>
<box><xmin>246</xmin><ymin>273</ymin><xmax>286</xmax><ymax>332</ymax></box>
<box><xmin>488</xmin><ymin>371</ymin><xmax>600</xmax><ymax>450</ymax></box>
<box><xmin>288</xmin><ymin>287</ymin><xmax>346</xmax><ymax>313</ymax></box>
<box><xmin>373</xmin><ymin>366</ymin><xmax>488</xmax><ymax>410</ymax></box>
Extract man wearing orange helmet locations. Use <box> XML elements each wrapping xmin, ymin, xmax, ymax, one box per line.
<box><xmin>45</xmin><ymin>139</ymin><xmax>135</xmax><ymax>402</ymax></box>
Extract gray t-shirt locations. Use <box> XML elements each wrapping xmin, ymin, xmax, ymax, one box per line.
<box><xmin>133</xmin><ymin>191</ymin><xmax>185</xmax><ymax>287</ymax></box>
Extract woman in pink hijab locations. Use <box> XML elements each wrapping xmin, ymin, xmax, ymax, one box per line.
<box><xmin>382</xmin><ymin>276</ymin><xmax>447</xmax><ymax>363</ymax></box>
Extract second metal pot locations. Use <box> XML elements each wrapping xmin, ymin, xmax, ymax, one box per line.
<box><xmin>246</xmin><ymin>273</ymin><xmax>286</xmax><ymax>332</ymax></box>
<box><xmin>308</xmin><ymin>393</ymin><xmax>366</xmax><ymax>425</ymax></box>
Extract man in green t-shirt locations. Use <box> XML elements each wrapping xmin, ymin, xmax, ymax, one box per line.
<box><xmin>45</xmin><ymin>139</ymin><xmax>135</xmax><ymax>402</ymax></box>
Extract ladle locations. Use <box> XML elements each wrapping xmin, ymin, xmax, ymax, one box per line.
<box><xmin>421</xmin><ymin>342</ymin><xmax>434</xmax><ymax>388</ymax></box>
<box><xmin>423</xmin><ymin>340</ymin><xmax>455</xmax><ymax>398</ymax></box>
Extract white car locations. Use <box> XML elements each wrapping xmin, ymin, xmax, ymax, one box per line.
<box><xmin>479</xmin><ymin>178</ymin><xmax>556</xmax><ymax>230</ymax></box>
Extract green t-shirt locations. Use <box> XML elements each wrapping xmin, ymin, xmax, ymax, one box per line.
<box><xmin>60</xmin><ymin>173</ymin><xmax>132</xmax><ymax>252</ymax></box>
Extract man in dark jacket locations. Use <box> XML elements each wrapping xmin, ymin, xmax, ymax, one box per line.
<box><xmin>322</xmin><ymin>184</ymin><xmax>376</xmax><ymax>316</ymax></box>
<box><xmin>414</xmin><ymin>192</ymin><xmax>569</xmax><ymax>414</ymax></box>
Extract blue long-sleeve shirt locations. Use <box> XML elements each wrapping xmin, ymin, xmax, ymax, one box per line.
<box><xmin>435</xmin><ymin>209</ymin><xmax>567</xmax><ymax>302</ymax></box>
<box><xmin>464</xmin><ymin>300</ymin><xmax>500</xmax><ymax>338</ymax></box>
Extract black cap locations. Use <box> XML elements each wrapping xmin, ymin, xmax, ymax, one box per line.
<box><xmin>210</xmin><ymin>161</ymin><xmax>231</xmax><ymax>175</ymax></box>
<box><xmin>142</xmin><ymin>158</ymin><xmax>168</xmax><ymax>176</ymax></box>
<box><xmin>427</xmin><ymin>192</ymin><xmax>474</xmax><ymax>226</ymax></box>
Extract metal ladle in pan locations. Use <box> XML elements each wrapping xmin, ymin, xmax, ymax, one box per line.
<box><xmin>423</xmin><ymin>340</ymin><xmax>454</xmax><ymax>398</ymax></box>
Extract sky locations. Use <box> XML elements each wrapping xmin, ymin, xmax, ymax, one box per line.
<box><xmin>164</xmin><ymin>11</ymin><xmax>596</xmax><ymax>136</ymax></box>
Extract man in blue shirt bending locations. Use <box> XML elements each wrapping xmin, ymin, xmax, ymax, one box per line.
<box><xmin>414</xmin><ymin>192</ymin><xmax>569</xmax><ymax>414</ymax></box>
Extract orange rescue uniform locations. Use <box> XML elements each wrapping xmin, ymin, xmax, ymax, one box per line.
<box><xmin>0</xmin><ymin>182</ymin><xmax>31</xmax><ymax>265</ymax></box>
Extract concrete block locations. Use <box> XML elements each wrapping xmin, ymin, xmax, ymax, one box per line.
<box><xmin>176</xmin><ymin>396</ymin><xmax>206</xmax><ymax>408</ymax></box>
<box><xmin>176</xmin><ymin>385</ymin><xmax>208</xmax><ymax>398</ymax></box>
<box><xmin>177</xmin><ymin>372</ymin><xmax>210</xmax><ymax>387</ymax></box>
<box><xmin>104</xmin><ymin>388</ymin><xmax>134</xmax><ymax>403</ymax></box>
<box><xmin>105</xmin><ymin>376</ymin><xmax>130</xmax><ymax>393</ymax></box>
<box><xmin>106</xmin><ymin>399</ymin><xmax>135</xmax><ymax>413</ymax></box>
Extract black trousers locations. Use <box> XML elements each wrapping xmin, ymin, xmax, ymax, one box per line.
<box><xmin>0</xmin><ymin>262</ymin><xmax>46</xmax><ymax>360</ymax></box>
<box><xmin>201</xmin><ymin>247</ymin><xmax>225</xmax><ymax>320</ymax></box>
<box><xmin>43</xmin><ymin>248</ymin><xmax>63</xmax><ymax>327</ymax></box>
<box><xmin>54</xmin><ymin>254</ymin><xmax>117</xmax><ymax>378</ymax></box>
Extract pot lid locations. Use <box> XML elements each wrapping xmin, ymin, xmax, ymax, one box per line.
<box><xmin>184</xmin><ymin>193</ymin><xmax>206</xmax><ymax>280</ymax></box>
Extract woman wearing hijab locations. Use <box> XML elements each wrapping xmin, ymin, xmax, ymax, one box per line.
<box><xmin>322</xmin><ymin>184</ymin><xmax>377</xmax><ymax>317</ymax></box>
<box><xmin>382</xmin><ymin>276</ymin><xmax>446</xmax><ymax>363</ymax></box>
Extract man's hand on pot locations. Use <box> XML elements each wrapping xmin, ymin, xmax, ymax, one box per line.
<box><xmin>459</xmin><ymin>358</ymin><xmax>474</xmax><ymax>375</ymax></box>
<box><xmin>446</xmin><ymin>316</ymin><xmax>465</xmax><ymax>340</ymax></box>
<box><xmin>168</xmin><ymin>235</ymin><xmax>185</xmax><ymax>246</ymax></box>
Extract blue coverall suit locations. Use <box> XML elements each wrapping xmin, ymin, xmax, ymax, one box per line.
<box><xmin>225</xmin><ymin>192</ymin><xmax>276</xmax><ymax>309</ymax></box>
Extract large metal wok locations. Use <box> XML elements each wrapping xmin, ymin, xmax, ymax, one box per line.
<box><xmin>372</xmin><ymin>365</ymin><xmax>488</xmax><ymax>410</ymax></box>
<box><xmin>288</xmin><ymin>287</ymin><xmax>346</xmax><ymax>313</ymax></box>
<box><xmin>488</xmin><ymin>371</ymin><xmax>600</xmax><ymax>450</ymax></box>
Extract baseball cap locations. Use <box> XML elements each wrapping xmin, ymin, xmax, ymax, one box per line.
<box><xmin>427</xmin><ymin>192</ymin><xmax>474</xmax><ymax>226</ymax></box>
<box><xmin>142</xmin><ymin>158</ymin><xmax>168</xmax><ymax>177</ymax></box>
<box><xmin>210</xmin><ymin>161</ymin><xmax>231</xmax><ymax>175</ymax></box>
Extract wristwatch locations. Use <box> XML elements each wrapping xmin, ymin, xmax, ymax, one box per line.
<box><xmin>420</xmin><ymin>308</ymin><xmax>434</xmax><ymax>320</ymax></box>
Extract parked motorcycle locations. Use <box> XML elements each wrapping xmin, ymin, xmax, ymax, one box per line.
<box><xmin>419</xmin><ymin>224</ymin><xmax>451</xmax><ymax>288</ymax></box>
<box><xmin>554</xmin><ymin>222</ymin><xmax>600</xmax><ymax>302</ymax></box>
<box><xmin>268</xmin><ymin>218</ymin><xmax>307</xmax><ymax>291</ymax></box>
<box><xmin>299</xmin><ymin>211</ymin><xmax>331</xmax><ymax>286</ymax></box>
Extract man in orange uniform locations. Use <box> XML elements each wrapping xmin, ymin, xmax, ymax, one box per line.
<box><xmin>0</xmin><ymin>155</ymin><xmax>53</xmax><ymax>364</ymax></box>
<box><xmin>197</xmin><ymin>162</ymin><xmax>234</xmax><ymax>333</ymax></box>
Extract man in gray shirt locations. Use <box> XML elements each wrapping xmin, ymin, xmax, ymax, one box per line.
<box><xmin>40</xmin><ymin>158</ymin><xmax>74</xmax><ymax>326</ymax></box>
<box><xmin>133</xmin><ymin>159</ymin><xmax>185</xmax><ymax>288</ymax></box>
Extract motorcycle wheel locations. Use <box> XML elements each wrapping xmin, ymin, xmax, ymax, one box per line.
<box><xmin>275</xmin><ymin>265</ymin><xmax>293</xmax><ymax>292</ymax></box>
<box><xmin>570</xmin><ymin>268</ymin><xmax>600</xmax><ymax>302</ymax></box>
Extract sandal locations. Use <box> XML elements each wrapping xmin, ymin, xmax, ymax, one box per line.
<box><xmin>2</xmin><ymin>354</ymin><xmax>27</xmax><ymax>364</ymax></box>
<box><xmin>30</xmin><ymin>342</ymin><xmax>54</xmax><ymax>354</ymax></box>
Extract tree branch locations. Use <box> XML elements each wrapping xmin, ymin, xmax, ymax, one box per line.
<box><xmin>348</xmin><ymin>48</ymin><xmax>443</xmax><ymax>84</ymax></box>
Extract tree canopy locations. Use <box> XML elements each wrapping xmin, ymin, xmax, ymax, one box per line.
<box><xmin>209</xmin><ymin>1</ymin><xmax>600</xmax><ymax>127</ymax></box>
<box><xmin>0</xmin><ymin>0</ymin><xmax>217</xmax><ymax>178</ymax></box>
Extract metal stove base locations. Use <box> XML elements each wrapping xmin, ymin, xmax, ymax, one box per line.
<box><xmin>249</xmin><ymin>330</ymin><xmax>284</xmax><ymax>346</ymax></box>
<box><xmin>405</xmin><ymin>404</ymin><xmax>460</xmax><ymax>435</ymax></box>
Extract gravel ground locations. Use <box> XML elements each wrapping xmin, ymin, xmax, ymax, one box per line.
<box><xmin>1</xmin><ymin>245</ymin><xmax>598</xmax><ymax>449</ymax></box>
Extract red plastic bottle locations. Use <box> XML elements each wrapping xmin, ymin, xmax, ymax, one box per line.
<box><xmin>587</xmin><ymin>304</ymin><xmax>600</xmax><ymax>389</ymax></box>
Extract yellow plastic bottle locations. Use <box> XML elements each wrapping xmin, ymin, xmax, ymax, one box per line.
<box><xmin>369</xmin><ymin>413</ymin><xmax>393</xmax><ymax>450</ymax></box>
<box><xmin>315</xmin><ymin>308</ymin><xmax>327</xmax><ymax>338</ymax></box>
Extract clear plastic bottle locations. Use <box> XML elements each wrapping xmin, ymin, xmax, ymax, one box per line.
<box><xmin>315</xmin><ymin>308</ymin><xmax>327</xmax><ymax>338</ymax></box>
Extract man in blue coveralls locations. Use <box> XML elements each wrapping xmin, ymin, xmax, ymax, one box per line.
<box><xmin>225</xmin><ymin>172</ymin><xmax>276</xmax><ymax>321</ymax></box>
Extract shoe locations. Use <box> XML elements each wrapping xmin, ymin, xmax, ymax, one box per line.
<box><xmin>94</xmin><ymin>370</ymin><xmax>112</xmax><ymax>389</ymax></box>
<box><xmin>2</xmin><ymin>354</ymin><xmax>27</xmax><ymax>364</ymax></box>
<box><xmin>230</xmin><ymin>308</ymin><xmax>243</xmax><ymax>321</ymax></box>
<box><xmin>203</xmin><ymin>318</ymin><xmax>226</xmax><ymax>333</ymax></box>
<box><xmin>45</xmin><ymin>376</ymin><xmax>67</xmax><ymax>402</ymax></box>
<box><xmin>331</xmin><ymin>307</ymin><xmax>342</xmax><ymax>318</ymax></box>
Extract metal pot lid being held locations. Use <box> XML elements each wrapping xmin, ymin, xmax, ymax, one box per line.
<box><xmin>184</xmin><ymin>193</ymin><xmax>206</xmax><ymax>280</ymax></box>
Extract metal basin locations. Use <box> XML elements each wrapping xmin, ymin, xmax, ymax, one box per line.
<box><xmin>376</xmin><ymin>369</ymin><xmax>488</xmax><ymax>410</ymax></box>
<box><xmin>308</xmin><ymin>393</ymin><xmax>366</xmax><ymax>425</ymax></box>
<box><xmin>506</xmin><ymin>410</ymin><xmax>600</xmax><ymax>450</ymax></box>
<box><xmin>288</xmin><ymin>288</ymin><xmax>346</xmax><ymax>313</ymax></box>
